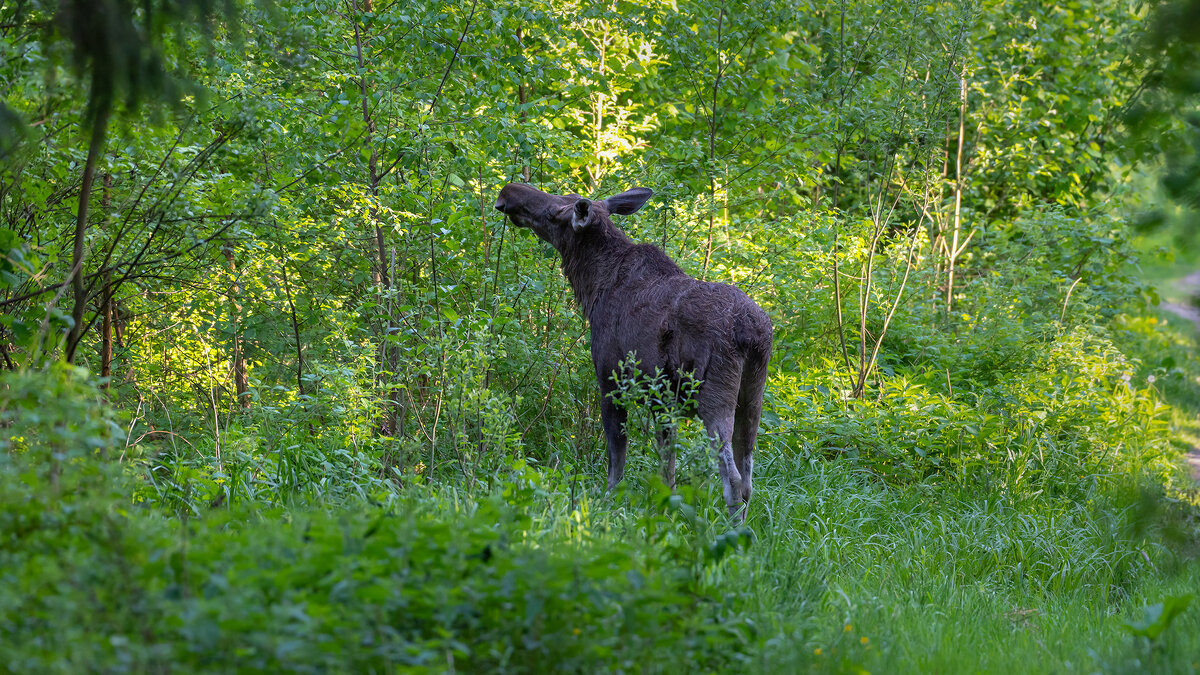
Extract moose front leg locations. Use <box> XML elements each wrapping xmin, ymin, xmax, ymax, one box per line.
<box><xmin>600</xmin><ymin>395</ymin><xmax>628</xmax><ymax>491</ymax></box>
<box><xmin>653</xmin><ymin>414</ymin><xmax>677</xmax><ymax>489</ymax></box>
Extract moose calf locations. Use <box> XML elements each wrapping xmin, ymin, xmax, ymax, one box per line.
<box><xmin>494</xmin><ymin>183</ymin><xmax>772</xmax><ymax>522</ymax></box>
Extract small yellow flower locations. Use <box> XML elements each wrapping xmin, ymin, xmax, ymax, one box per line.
<box><xmin>573</xmin><ymin>628</ymin><xmax>581</xmax><ymax>636</ymax></box>
<box><xmin>814</xmin><ymin>648</ymin><xmax>822</xmax><ymax>656</ymax></box>
<box><xmin>844</xmin><ymin>624</ymin><xmax>853</xmax><ymax>632</ymax></box>
<box><xmin>860</xmin><ymin>636</ymin><xmax>869</xmax><ymax>645</ymax></box>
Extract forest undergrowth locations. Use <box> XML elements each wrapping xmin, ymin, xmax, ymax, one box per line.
<box><xmin>3</xmin><ymin>252</ymin><xmax>1199</xmax><ymax>673</ymax></box>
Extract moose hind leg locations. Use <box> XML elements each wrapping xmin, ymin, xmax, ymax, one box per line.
<box><xmin>732</xmin><ymin>397</ymin><xmax>760</xmax><ymax>506</ymax></box>
<box><xmin>733</xmin><ymin>347</ymin><xmax>769</xmax><ymax>512</ymax></box>
<box><xmin>601</xmin><ymin>396</ymin><xmax>628</xmax><ymax>492</ymax></box>
<box><xmin>703</xmin><ymin>411</ymin><xmax>744</xmax><ymax>522</ymax></box>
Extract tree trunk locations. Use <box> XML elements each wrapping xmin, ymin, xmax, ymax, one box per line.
<box><xmin>517</xmin><ymin>27</ymin><xmax>530</xmax><ymax>182</ymax></box>
<box><xmin>64</xmin><ymin>87</ymin><xmax>112</xmax><ymax>364</ymax></box>
<box><xmin>947</xmin><ymin>65</ymin><xmax>968</xmax><ymax>315</ymax></box>
<box><xmin>702</xmin><ymin>10</ymin><xmax>725</xmax><ymax>281</ymax></box>
<box><xmin>99</xmin><ymin>173</ymin><xmax>113</xmax><ymax>387</ymax></box>
<box><xmin>351</xmin><ymin>0</ymin><xmax>402</xmax><ymax>437</ymax></box>
<box><xmin>224</xmin><ymin>246</ymin><xmax>250</xmax><ymax>409</ymax></box>
<box><xmin>281</xmin><ymin>262</ymin><xmax>305</xmax><ymax>398</ymax></box>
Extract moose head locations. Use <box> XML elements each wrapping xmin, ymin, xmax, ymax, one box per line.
<box><xmin>493</xmin><ymin>183</ymin><xmax>654</xmax><ymax>253</ymax></box>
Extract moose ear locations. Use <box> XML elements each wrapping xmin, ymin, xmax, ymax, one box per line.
<box><xmin>572</xmin><ymin>198</ymin><xmax>597</xmax><ymax>232</ymax></box>
<box><xmin>603</xmin><ymin>187</ymin><xmax>653</xmax><ymax>215</ymax></box>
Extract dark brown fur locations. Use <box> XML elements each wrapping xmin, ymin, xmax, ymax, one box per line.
<box><xmin>495</xmin><ymin>183</ymin><xmax>773</xmax><ymax>522</ymax></box>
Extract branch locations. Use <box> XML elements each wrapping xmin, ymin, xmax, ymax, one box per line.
<box><xmin>428</xmin><ymin>0</ymin><xmax>479</xmax><ymax>112</ymax></box>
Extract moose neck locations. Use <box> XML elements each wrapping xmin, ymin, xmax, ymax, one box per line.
<box><xmin>558</xmin><ymin>223</ymin><xmax>633</xmax><ymax>319</ymax></box>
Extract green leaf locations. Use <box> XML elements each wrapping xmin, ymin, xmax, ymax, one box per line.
<box><xmin>1121</xmin><ymin>594</ymin><xmax>1194</xmax><ymax>641</ymax></box>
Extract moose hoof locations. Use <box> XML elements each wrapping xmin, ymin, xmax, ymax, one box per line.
<box><xmin>727</xmin><ymin>502</ymin><xmax>747</xmax><ymax>525</ymax></box>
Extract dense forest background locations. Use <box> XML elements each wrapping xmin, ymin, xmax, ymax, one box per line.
<box><xmin>2</xmin><ymin>0</ymin><xmax>1200</xmax><ymax>672</ymax></box>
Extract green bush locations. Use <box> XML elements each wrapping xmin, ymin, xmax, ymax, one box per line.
<box><xmin>0</xmin><ymin>448</ymin><xmax>754</xmax><ymax>674</ymax></box>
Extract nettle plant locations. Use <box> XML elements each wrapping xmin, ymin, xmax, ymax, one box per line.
<box><xmin>606</xmin><ymin>353</ymin><xmax>705</xmax><ymax>487</ymax></box>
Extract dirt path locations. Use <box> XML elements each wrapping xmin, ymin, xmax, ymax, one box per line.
<box><xmin>1157</xmin><ymin>270</ymin><xmax>1200</xmax><ymax>484</ymax></box>
<box><xmin>1161</xmin><ymin>270</ymin><xmax>1200</xmax><ymax>333</ymax></box>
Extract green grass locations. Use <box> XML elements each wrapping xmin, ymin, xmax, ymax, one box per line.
<box><xmin>739</xmin><ymin>455</ymin><xmax>1200</xmax><ymax>673</ymax></box>
<box><xmin>3</xmin><ymin>419</ymin><xmax>1199</xmax><ymax>673</ymax></box>
<box><xmin>593</xmin><ymin>438</ymin><xmax>1200</xmax><ymax>673</ymax></box>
